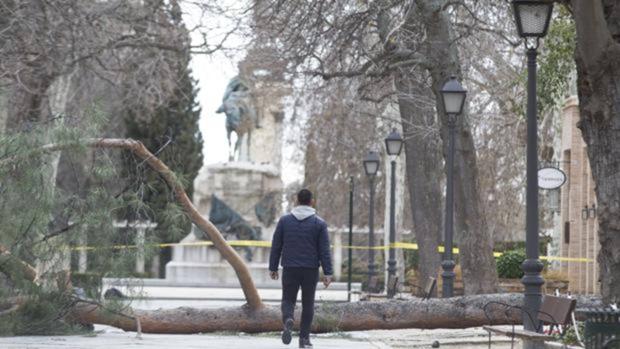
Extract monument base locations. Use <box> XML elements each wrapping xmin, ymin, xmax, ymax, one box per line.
<box><xmin>166</xmin><ymin>161</ymin><xmax>283</xmax><ymax>287</ymax></box>
<box><xmin>165</xmin><ymin>261</ymin><xmax>270</xmax><ymax>285</ymax></box>
<box><xmin>193</xmin><ymin>161</ymin><xmax>283</xmax><ymax>239</ymax></box>
<box><xmin>165</xmin><ymin>230</ymin><xmax>271</xmax><ymax>286</ymax></box>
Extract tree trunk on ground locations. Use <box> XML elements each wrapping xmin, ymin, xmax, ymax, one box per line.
<box><xmin>395</xmin><ymin>74</ymin><xmax>443</xmax><ymax>297</ymax></box>
<box><xmin>66</xmin><ymin>293</ymin><xmax>601</xmax><ymax>334</ymax></box>
<box><xmin>570</xmin><ymin>0</ymin><xmax>620</xmax><ymax>304</ymax></box>
<box><xmin>1</xmin><ymin>253</ymin><xmax>603</xmax><ymax>333</ymax></box>
<box><xmin>414</xmin><ymin>0</ymin><xmax>498</xmax><ymax>294</ymax></box>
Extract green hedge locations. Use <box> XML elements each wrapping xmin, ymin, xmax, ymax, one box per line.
<box><xmin>496</xmin><ymin>249</ymin><xmax>526</xmax><ymax>279</ymax></box>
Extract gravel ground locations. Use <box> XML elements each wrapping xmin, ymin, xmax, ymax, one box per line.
<box><xmin>0</xmin><ymin>325</ymin><xmax>519</xmax><ymax>349</ymax></box>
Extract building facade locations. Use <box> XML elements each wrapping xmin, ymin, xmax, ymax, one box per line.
<box><xmin>557</xmin><ymin>96</ymin><xmax>599</xmax><ymax>295</ymax></box>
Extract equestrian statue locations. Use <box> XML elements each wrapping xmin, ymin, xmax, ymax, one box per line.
<box><xmin>215</xmin><ymin>76</ymin><xmax>259</xmax><ymax>161</ymax></box>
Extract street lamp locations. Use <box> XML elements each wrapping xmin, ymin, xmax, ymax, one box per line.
<box><xmin>363</xmin><ymin>150</ymin><xmax>380</xmax><ymax>292</ymax></box>
<box><xmin>512</xmin><ymin>0</ymin><xmax>553</xmax><ymax>336</ymax></box>
<box><xmin>384</xmin><ymin>129</ymin><xmax>403</xmax><ymax>298</ymax></box>
<box><xmin>439</xmin><ymin>75</ymin><xmax>466</xmax><ymax>298</ymax></box>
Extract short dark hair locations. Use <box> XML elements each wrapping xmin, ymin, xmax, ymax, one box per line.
<box><xmin>297</xmin><ymin>189</ymin><xmax>313</xmax><ymax>206</ymax></box>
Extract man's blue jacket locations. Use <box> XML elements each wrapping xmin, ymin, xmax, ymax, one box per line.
<box><xmin>268</xmin><ymin>206</ymin><xmax>333</xmax><ymax>276</ymax></box>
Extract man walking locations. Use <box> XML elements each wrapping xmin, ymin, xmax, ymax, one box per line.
<box><xmin>269</xmin><ymin>189</ymin><xmax>333</xmax><ymax>348</ymax></box>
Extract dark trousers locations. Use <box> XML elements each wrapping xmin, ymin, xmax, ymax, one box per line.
<box><xmin>281</xmin><ymin>267</ymin><xmax>319</xmax><ymax>339</ymax></box>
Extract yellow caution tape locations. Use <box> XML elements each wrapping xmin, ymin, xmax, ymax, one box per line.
<box><xmin>541</xmin><ymin>255</ymin><xmax>593</xmax><ymax>262</ymax></box>
<box><xmin>70</xmin><ymin>240</ymin><xmax>594</xmax><ymax>263</ymax></box>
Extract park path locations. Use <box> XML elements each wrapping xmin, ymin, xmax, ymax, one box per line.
<box><xmin>0</xmin><ymin>325</ymin><xmax>517</xmax><ymax>349</ymax></box>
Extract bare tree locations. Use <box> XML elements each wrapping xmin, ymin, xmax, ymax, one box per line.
<box><xmin>567</xmin><ymin>0</ymin><xmax>620</xmax><ymax>304</ymax></box>
<box><xmin>251</xmin><ymin>0</ymin><xmax>501</xmax><ymax>294</ymax></box>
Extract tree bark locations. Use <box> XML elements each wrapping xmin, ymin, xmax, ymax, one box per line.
<box><xmin>395</xmin><ymin>73</ymin><xmax>443</xmax><ymax>297</ymax></box>
<box><xmin>65</xmin><ymin>293</ymin><xmax>601</xmax><ymax>334</ymax></box>
<box><xmin>0</xmin><ymin>138</ymin><xmax>263</xmax><ymax>310</ymax></box>
<box><xmin>570</xmin><ymin>0</ymin><xmax>620</xmax><ymax>303</ymax></box>
<box><xmin>414</xmin><ymin>0</ymin><xmax>498</xmax><ymax>294</ymax></box>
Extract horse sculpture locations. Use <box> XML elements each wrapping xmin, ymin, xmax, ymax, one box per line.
<box><xmin>216</xmin><ymin>76</ymin><xmax>258</xmax><ymax>161</ymax></box>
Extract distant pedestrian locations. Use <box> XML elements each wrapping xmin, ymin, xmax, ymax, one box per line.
<box><xmin>269</xmin><ymin>189</ymin><xmax>333</xmax><ymax>348</ymax></box>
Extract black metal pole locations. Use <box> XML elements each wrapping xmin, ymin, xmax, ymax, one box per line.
<box><xmin>522</xmin><ymin>47</ymin><xmax>544</xmax><ymax>332</ymax></box>
<box><xmin>347</xmin><ymin>176</ymin><xmax>354</xmax><ymax>302</ymax></box>
<box><xmin>441</xmin><ymin>116</ymin><xmax>456</xmax><ymax>298</ymax></box>
<box><xmin>368</xmin><ymin>176</ymin><xmax>376</xmax><ymax>292</ymax></box>
<box><xmin>387</xmin><ymin>159</ymin><xmax>397</xmax><ymax>298</ymax></box>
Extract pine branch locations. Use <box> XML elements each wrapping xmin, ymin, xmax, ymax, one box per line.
<box><xmin>0</xmin><ymin>244</ymin><xmax>38</xmax><ymax>284</ymax></box>
<box><xmin>0</xmin><ymin>138</ymin><xmax>263</xmax><ymax>310</ymax></box>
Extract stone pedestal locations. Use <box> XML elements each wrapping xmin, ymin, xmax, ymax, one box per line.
<box><xmin>165</xmin><ymin>231</ymin><xmax>271</xmax><ymax>285</ymax></box>
<box><xmin>165</xmin><ymin>162</ymin><xmax>283</xmax><ymax>286</ymax></box>
<box><xmin>193</xmin><ymin>162</ymin><xmax>282</xmax><ymax>235</ymax></box>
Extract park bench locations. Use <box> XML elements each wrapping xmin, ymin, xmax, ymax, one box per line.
<box><xmin>410</xmin><ymin>276</ymin><xmax>436</xmax><ymax>300</ymax></box>
<box><xmin>368</xmin><ymin>275</ymin><xmax>379</xmax><ymax>294</ymax></box>
<box><xmin>362</xmin><ymin>276</ymin><xmax>398</xmax><ymax>300</ymax></box>
<box><xmin>361</xmin><ymin>276</ymin><xmax>435</xmax><ymax>301</ymax></box>
<box><xmin>363</xmin><ymin>276</ymin><xmax>387</xmax><ymax>300</ymax></box>
<box><xmin>385</xmin><ymin>275</ymin><xmax>436</xmax><ymax>299</ymax></box>
<box><xmin>604</xmin><ymin>338</ymin><xmax>620</xmax><ymax>349</ymax></box>
<box><xmin>422</xmin><ymin>277</ymin><xmax>436</xmax><ymax>300</ymax></box>
<box><xmin>387</xmin><ymin>275</ymin><xmax>399</xmax><ymax>298</ymax></box>
<box><xmin>579</xmin><ymin>307</ymin><xmax>620</xmax><ymax>348</ymax></box>
<box><xmin>483</xmin><ymin>295</ymin><xmax>577</xmax><ymax>347</ymax></box>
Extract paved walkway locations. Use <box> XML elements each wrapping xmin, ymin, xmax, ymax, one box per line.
<box><xmin>0</xmin><ymin>326</ymin><xmax>518</xmax><ymax>349</ymax></box>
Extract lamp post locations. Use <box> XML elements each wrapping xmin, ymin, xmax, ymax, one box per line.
<box><xmin>439</xmin><ymin>75</ymin><xmax>467</xmax><ymax>298</ymax></box>
<box><xmin>384</xmin><ymin>129</ymin><xmax>404</xmax><ymax>298</ymax></box>
<box><xmin>347</xmin><ymin>176</ymin><xmax>354</xmax><ymax>302</ymax></box>
<box><xmin>363</xmin><ymin>151</ymin><xmax>380</xmax><ymax>292</ymax></box>
<box><xmin>512</xmin><ymin>0</ymin><xmax>553</xmax><ymax>335</ymax></box>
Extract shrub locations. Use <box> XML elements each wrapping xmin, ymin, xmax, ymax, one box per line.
<box><xmin>497</xmin><ymin>249</ymin><xmax>526</xmax><ymax>279</ymax></box>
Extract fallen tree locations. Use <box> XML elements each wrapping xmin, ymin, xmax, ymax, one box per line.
<box><xmin>0</xmin><ymin>138</ymin><xmax>604</xmax><ymax>334</ymax></box>
<box><xmin>67</xmin><ymin>293</ymin><xmax>601</xmax><ymax>334</ymax></box>
<box><xmin>0</xmin><ymin>138</ymin><xmax>262</xmax><ymax>311</ymax></box>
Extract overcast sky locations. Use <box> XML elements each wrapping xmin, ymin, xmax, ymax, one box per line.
<box><xmin>183</xmin><ymin>5</ymin><xmax>302</xmax><ymax>186</ymax></box>
<box><xmin>190</xmin><ymin>52</ymin><xmax>236</xmax><ymax>166</ymax></box>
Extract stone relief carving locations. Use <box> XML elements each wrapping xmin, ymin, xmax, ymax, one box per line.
<box><xmin>254</xmin><ymin>191</ymin><xmax>278</xmax><ymax>227</ymax></box>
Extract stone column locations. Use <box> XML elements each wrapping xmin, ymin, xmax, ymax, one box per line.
<box><xmin>113</xmin><ymin>220</ymin><xmax>157</xmax><ymax>275</ymax></box>
<box><xmin>135</xmin><ymin>227</ymin><xmax>146</xmax><ymax>274</ymax></box>
<box><xmin>78</xmin><ymin>234</ymin><xmax>87</xmax><ymax>273</ymax></box>
<box><xmin>150</xmin><ymin>255</ymin><xmax>160</xmax><ymax>278</ymax></box>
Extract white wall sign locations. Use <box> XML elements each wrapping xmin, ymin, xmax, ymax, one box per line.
<box><xmin>538</xmin><ymin>167</ymin><xmax>567</xmax><ymax>190</ymax></box>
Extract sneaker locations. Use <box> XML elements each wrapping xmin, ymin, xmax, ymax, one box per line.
<box><xmin>299</xmin><ymin>337</ymin><xmax>313</xmax><ymax>348</ymax></box>
<box><xmin>281</xmin><ymin>318</ymin><xmax>294</xmax><ymax>345</ymax></box>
